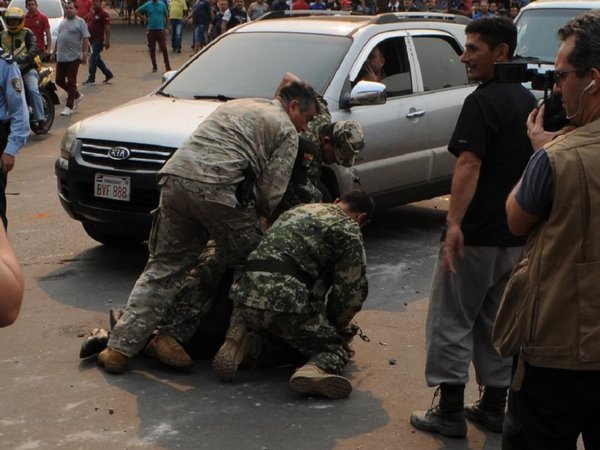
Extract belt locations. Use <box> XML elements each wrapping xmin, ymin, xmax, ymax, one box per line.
<box><xmin>243</xmin><ymin>258</ymin><xmax>314</xmax><ymax>288</ymax></box>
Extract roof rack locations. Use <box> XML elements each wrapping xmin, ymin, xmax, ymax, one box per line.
<box><xmin>257</xmin><ymin>10</ymin><xmax>354</xmax><ymax>21</ymax></box>
<box><xmin>256</xmin><ymin>10</ymin><xmax>471</xmax><ymax>25</ymax></box>
<box><xmin>372</xmin><ymin>12</ymin><xmax>472</xmax><ymax>25</ymax></box>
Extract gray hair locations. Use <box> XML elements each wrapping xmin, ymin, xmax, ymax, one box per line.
<box><xmin>558</xmin><ymin>10</ymin><xmax>600</xmax><ymax>77</ymax></box>
<box><xmin>277</xmin><ymin>81</ymin><xmax>320</xmax><ymax>114</ymax></box>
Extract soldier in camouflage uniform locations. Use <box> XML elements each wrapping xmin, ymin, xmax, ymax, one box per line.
<box><xmin>212</xmin><ymin>190</ymin><xmax>374</xmax><ymax>399</ymax></box>
<box><xmin>270</xmin><ymin>117</ymin><xmax>364</xmax><ymax>221</ymax></box>
<box><xmin>96</xmin><ymin>81</ymin><xmax>319</xmax><ymax>375</ymax></box>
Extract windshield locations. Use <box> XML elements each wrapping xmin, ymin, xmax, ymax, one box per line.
<box><xmin>516</xmin><ymin>8</ymin><xmax>588</xmax><ymax>61</ymax></box>
<box><xmin>161</xmin><ymin>32</ymin><xmax>351</xmax><ymax>99</ymax></box>
<box><xmin>10</xmin><ymin>0</ymin><xmax>64</xmax><ymax>17</ymax></box>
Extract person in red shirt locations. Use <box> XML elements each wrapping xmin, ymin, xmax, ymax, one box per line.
<box><xmin>291</xmin><ymin>0</ymin><xmax>310</xmax><ymax>10</ymax></box>
<box><xmin>83</xmin><ymin>0</ymin><xmax>113</xmax><ymax>85</ymax></box>
<box><xmin>76</xmin><ymin>0</ymin><xmax>93</xmax><ymax>20</ymax></box>
<box><xmin>24</xmin><ymin>0</ymin><xmax>51</xmax><ymax>58</ymax></box>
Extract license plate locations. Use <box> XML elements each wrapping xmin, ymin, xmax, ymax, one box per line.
<box><xmin>94</xmin><ymin>173</ymin><xmax>131</xmax><ymax>201</ymax></box>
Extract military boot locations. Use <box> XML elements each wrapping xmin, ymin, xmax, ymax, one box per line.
<box><xmin>464</xmin><ymin>385</ymin><xmax>508</xmax><ymax>433</ymax></box>
<box><xmin>144</xmin><ymin>335</ymin><xmax>193</xmax><ymax>369</ymax></box>
<box><xmin>212</xmin><ymin>321</ymin><xmax>261</xmax><ymax>381</ymax></box>
<box><xmin>97</xmin><ymin>348</ymin><xmax>128</xmax><ymax>374</ymax></box>
<box><xmin>289</xmin><ymin>364</ymin><xmax>352</xmax><ymax>399</ymax></box>
<box><xmin>410</xmin><ymin>384</ymin><xmax>468</xmax><ymax>438</ymax></box>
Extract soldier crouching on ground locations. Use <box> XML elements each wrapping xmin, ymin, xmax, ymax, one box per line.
<box><xmin>212</xmin><ymin>190</ymin><xmax>374</xmax><ymax>399</ymax></box>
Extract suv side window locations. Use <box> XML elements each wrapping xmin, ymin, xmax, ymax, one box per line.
<box><xmin>412</xmin><ymin>36</ymin><xmax>469</xmax><ymax>91</ymax></box>
<box><xmin>354</xmin><ymin>37</ymin><xmax>413</xmax><ymax>97</ymax></box>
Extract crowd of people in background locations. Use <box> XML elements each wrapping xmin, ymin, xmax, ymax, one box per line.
<box><xmin>167</xmin><ymin>0</ymin><xmax>531</xmax><ymax>20</ymax></box>
<box><xmin>121</xmin><ymin>0</ymin><xmax>531</xmax><ymax>58</ymax></box>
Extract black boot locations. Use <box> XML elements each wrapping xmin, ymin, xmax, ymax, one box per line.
<box><xmin>410</xmin><ymin>384</ymin><xmax>467</xmax><ymax>438</ymax></box>
<box><xmin>464</xmin><ymin>385</ymin><xmax>508</xmax><ymax>433</ymax></box>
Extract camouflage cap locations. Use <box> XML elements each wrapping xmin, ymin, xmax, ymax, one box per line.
<box><xmin>332</xmin><ymin>120</ymin><xmax>364</xmax><ymax>168</ymax></box>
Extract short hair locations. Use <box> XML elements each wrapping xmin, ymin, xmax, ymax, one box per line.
<box><xmin>558</xmin><ymin>11</ymin><xmax>600</xmax><ymax>78</ymax></box>
<box><xmin>340</xmin><ymin>190</ymin><xmax>375</xmax><ymax>220</ymax></box>
<box><xmin>26</xmin><ymin>0</ymin><xmax>37</xmax><ymax>4</ymax></box>
<box><xmin>277</xmin><ymin>81</ymin><xmax>320</xmax><ymax>114</ymax></box>
<box><xmin>465</xmin><ymin>16</ymin><xmax>517</xmax><ymax>58</ymax></box>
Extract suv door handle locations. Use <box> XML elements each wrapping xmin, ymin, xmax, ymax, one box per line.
<box><xmin>406</xmin><ymin>109</ymin><xmax>425</xmax><ymax>118</ymax></box>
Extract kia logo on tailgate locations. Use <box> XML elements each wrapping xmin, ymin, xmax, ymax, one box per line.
<box><xmin>108</xmin><ymin>146</ymin><xmax>131</xmax><ymax>160</ymax></box>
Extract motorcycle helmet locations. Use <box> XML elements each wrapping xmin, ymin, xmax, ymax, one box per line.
<box><xmin>4</xmin><ymin>7</ymin><xmax>26</xmax><ymax>34</ymax></box>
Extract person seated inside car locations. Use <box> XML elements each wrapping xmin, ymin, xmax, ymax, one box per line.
<box><xmin>357</xmin><ymin>45</ymin><xmax>386</xmax><ymax>83</ymax></box>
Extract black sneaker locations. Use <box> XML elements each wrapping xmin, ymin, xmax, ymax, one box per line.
<box><xmin>103</xmin><ymin>74</ymin><xmax>114</xmax><ymax>84</ymax></box>
<box><xmin>82</xmin><ymin>79</ymin><xmax>95</xmax><ymax>86</ymax></box>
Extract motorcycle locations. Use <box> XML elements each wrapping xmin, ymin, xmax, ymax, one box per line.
<box><xmin>29</xmin><ymin>64</ymin><xmax>60</xmax><ymax>135</ymax></box>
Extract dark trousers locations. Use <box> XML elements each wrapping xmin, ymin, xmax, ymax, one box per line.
<box><xmin>503</xmin><ymin>362</ymin><xmax>600</xmax><ymax>450</ymax></box>
<box><xmin>88</xmin><ymin>41</ymin><xmax>113</xmax><ymax>82</ymax></box>
<box><xmin>147</xmin><ymin>29</ymin><xmax>171</xmax><ymax>71</ymax></box>
<box><xmin>0</xmin><ymin>121</ymin><xmax>9</xmax><ymax>229</ymax></box>
<box><xmin>55</xmin><ymin>60</ymin><xmax>81</xmax><ymax>109</ymax></box>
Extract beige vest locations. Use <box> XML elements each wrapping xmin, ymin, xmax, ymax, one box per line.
<box><xmin>520</xmin><ymin>117</ymin><xmax>600</xmax><ymax>370</ymax></box>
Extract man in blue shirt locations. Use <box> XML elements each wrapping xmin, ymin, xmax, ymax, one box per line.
<box><xmin>0</xmin><ymin>49</ymin><xmax>29</xmax><ymax>228</ymax></box>
<box><xmin>136</xmin><ymin>0</ymin><xmax>171</xmax><ymax>73</ymax></box>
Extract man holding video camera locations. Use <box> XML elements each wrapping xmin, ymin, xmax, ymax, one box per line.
<box><xmin>410</xmin><ymin>16</ymin><xmax>536</xmax><ymax>438</ymax></box>
<box><xmin>501</xmin><ymin>10</ymin><xmax>600</xmax><ymax>449</ymax></box>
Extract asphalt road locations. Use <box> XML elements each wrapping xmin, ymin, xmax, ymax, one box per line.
<box><xmin>0</xmin><ymin>16</ymin><xmax>504</xmax><ymax>450</ymax></box>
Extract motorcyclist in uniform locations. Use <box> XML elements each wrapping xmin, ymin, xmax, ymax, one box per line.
<box><xmin>1</xmin><ymin>7</ymin><xmax>45</xmax><ymax>129</ymax></box>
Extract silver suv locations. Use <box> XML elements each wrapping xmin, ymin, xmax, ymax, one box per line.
<box><xmin>56</xmin><ymin>12</ymin><xmax>475</xmax><ymax>245</ymax></box>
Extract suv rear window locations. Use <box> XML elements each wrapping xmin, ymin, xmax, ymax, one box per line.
<box><xmin>516</xmin><ymin>8</ymin><xmax>586</xmax><ymax>61</ymax></box>
<box><xmin>412</xmin><ymin>36</ymin><xmax>468</xmax><ymax>91</ymax></box>
<box><xmin>161</xmin><ymin>32</ymin><xmax>352</xmax><ymax>99</ymax></box>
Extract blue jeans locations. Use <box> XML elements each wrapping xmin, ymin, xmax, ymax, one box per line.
<box><xmin>170</xmin><ymin>19</ymin><xmax>183</xmax><ymax>51</ymax></box>
<box><xmin>23</xmin><ymin>69</ymin><xmax>44</xmax><ymax>122</ymax></box>
<box><xmin>88</xmin><ymin>41</ymin><xmax>113</xmax><ymax>82</ymax></box>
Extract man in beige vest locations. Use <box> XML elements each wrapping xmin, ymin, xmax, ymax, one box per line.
<box><xmin>502</xmin><ymin>10</ymin><xmax>600</xmax><ymax>449</ymax></box>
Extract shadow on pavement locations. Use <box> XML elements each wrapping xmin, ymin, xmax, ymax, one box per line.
<box><xmin>77</xmin><ymin>356</ymin><xmax>389</xmax><ymax>450</ymax></box>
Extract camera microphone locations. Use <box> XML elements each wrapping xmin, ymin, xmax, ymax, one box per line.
<box><xmin>566</xmin><ymin>80</ymin><xmax>596</xmax><ymax>120</ymax></box>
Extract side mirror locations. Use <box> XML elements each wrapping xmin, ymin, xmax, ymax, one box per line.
<box><xmin>349</xmin><ymin>80</ymin><xmax>387</xmax><ymax>107</ymax></box>
<box><xmin>161</xmin><ymin>70</ymin><xmax>177</xmax><ymax>84</ymax></box>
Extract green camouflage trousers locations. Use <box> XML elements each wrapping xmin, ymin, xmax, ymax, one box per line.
<box><xmin>232</xmin><ymin>304</ymin><xmax>350</xmax><ymax>374</ymax></box>
<box><xmin>108</xmin><ymin>175</ymin><xmax>262</xmax><ymax>357</ymax></box>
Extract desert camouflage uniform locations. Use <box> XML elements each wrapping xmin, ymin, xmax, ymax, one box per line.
<box><xmin>108</xmin><ymin>98</ymin><xmax>298</xmax><ymax>358</ymax></box>
<box><xmin>229</xmin><ymin>202</ymin><xmax>368</xmax><ymax>374</ymax></box>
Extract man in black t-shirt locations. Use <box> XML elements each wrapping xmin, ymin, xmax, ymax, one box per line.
<box><xmin>220</xmin><ymin>0</ymin><xmax>248</xmax><ymax>34</ymax></box>
<box><xmin>410</xmin><ymin>17</ymin><xmax>536</xmax><ymax>439</ymax></box>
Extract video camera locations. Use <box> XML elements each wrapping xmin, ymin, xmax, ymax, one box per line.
<box><xmin>494</xmin><ymin>59</ymin><xmax>569</xmax><ymax>131</ymax></box>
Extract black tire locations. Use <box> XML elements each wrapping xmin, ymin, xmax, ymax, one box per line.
<box><xmin>31</xmin><ymin>89</ymin><xmax>55</xmax><ymax>135</ymax></box>
<box><xmin>82</xmin><ymin>222</ymin><xmax>144</xmax><ymax>247</ymax></box>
